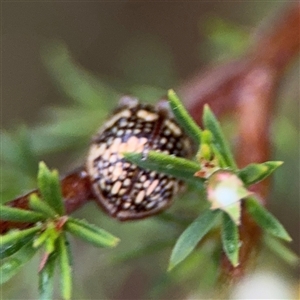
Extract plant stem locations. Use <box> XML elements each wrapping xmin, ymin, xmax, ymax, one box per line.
<box><xmin>0</xmin><ymin>168</ymin><xmax>94</xmax><ymax>234</ymax></box>
<box><xmin>180</xmin><ymin>3</ymin><xmax>299</xmax><ymax>285</ymax></box>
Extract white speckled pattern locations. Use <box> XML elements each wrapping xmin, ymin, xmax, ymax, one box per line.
<box><xmin>86</xmin><ymin>99</ymin><xmax>192</xmax><ymax>220</ymax></box>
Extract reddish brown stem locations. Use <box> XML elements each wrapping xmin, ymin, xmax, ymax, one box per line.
<box><xmin>0</xmin><ymin>168</ymin><xmax>94</xmax><ymax>234</ymax></box>
<box><xmin>181</xmin><ymin>3</ymin><xmax>300</xmax><ymax>124</ymax></box>
<box><xmin>180</xmin><ymin>3</ymin><xmax>299</xmax><ymax>283</ymax></box>
<box><xmin>251</xmin><ymin>3</ymin><xmax>300</xmax><ymax>72</ymax></box>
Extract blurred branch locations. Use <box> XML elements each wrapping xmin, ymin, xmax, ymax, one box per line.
<box><xmin>1</xmin><ymin>168</ymin><xmax>93</xmax><ymax>233</ymax></box>
<box><xmin>180</xmin><ymin>3</ymin><xmax>299</xmax><ymax>284</ymax></box>
<box><xmin>180</xmin><ymin>4</ymin><xmax>300</xmax><ymax>124</ymax></box>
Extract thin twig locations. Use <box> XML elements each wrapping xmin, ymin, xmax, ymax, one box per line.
<box><xmin>1</xmin><ymin>168</ymin><xmax>94</xmax><ymax>233</ymax></box>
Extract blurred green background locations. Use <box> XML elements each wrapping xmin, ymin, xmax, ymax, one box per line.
<box><xmin>2</xmin><ymin>1</ymin><xmax>299</xmax><ymax>299</ymax></box>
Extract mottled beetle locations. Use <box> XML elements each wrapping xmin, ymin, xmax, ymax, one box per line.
<box><xmin>86</xmin><ymin>96</ymin><xmax>192</xmax><ymax>220</ymax></box>
<box><xmin>0</xmin><ymin>96</ymin><xmax>193</xmax><ymax>235</ymax></box>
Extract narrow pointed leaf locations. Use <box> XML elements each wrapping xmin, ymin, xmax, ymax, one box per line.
<box><xmin>263</xmin><ymin>235</ymin><xmax>299</xmax><ymax>266</ymax></box>
<box><xmin>42</xmin><ymin>42</ymin><xmax>117</xmax><ymax>108</ymax></box>
<box><xmin>16</xmin><ymin>127</ymin><xmax>39</xmax><ymax>177</ymax></box>
<box><xmin>33</xmin><ymin>229</ymin><xmax>50</xmax><ymax>249</ymax></box>
<box><xmin>246</xmin><ymin>197</ymin><xmax>292</xmax><ymax>242</ymax></box>
<box><xmin>37</xmin><ymin>162</ymin><xmax>65</xmax><ymax>215</ymax></box>
<box><xmin>238</xmin><ymin>161</ymin><xmax>283</xmax><ymax>186</ymax></box>
<box><xmin>29</xmin><ymin>193</ymin><xmax>58</xmax><ymax>218</ymax></box>
<box><xmin>58</xmin><ymin>235</ymin><xmax>72</xmax><ymax>300</ymax></box>
<box><xmin>33</xmin><ymin>108</ymin><xmax>105</xmax><ymax>139</ymax></box>
<box><xmin>0</xmin><ymin>241</ymin><xmax>38</xmax><ymax>284</ymax></box>
<box><xmin>168</xmin><ymin>89</ymin><xmax>202</xmax><ymax>144</ymax></box>
<box><xmin>0</xmin><ymin>130</ymin><xmax>19</xmax><ymax>167</ymax></box>
<box><xmin>1</xmin><ymin>158</ymin><xmax>36</xmax><ymax>205</ymax></box>
<box><xmin>0</xmin><ymin>128</ymin><xmax>38</xmax><ymax>177</ymax></box>
<box><xmin>221</xmin><ymin>212</ymin><xmax>239</xmax><ymax>267</ymax></box>
<box><xmin>124</xmin><ymin>151</ymin><xmax>204</xmax><ymax>189</ymax></box>
<box><xmin>30</xmin><ymin>127</ymin><xmax>87</xmax><ymax>154</ymax></box>
<box><xmin>66</xmin><ymin>217</ymin><xmax>119</xmax><ymax>248</ymax></box>
<box><xmin>33</xmin><ymin>223</ymin><xmax>60</xmax><ymax>252</ymax></box>
<box><xmin>168</xmin><ymin>209</ymin><xmax>221</xmax><ymax>271</ymax></box>
<box><xmin>0</xmin><ymin>226</ymin><xmax>41</xmax><ymax>259</ymax></box>
<box><xmin>0</xmin><ymin>205</ymin><xmax>45</xmax><ymax>222</ymax></box>
<box><xmin>39</xmin><ymin>252</ymin><xmax>58</xmax><ymax>300</ymax></box>
<box><xmin>203</xmin><ymin>105</ymin><xmax>237</xmax><ymax>169</ymax></box>
<box><xmin>45</xmin><ymin>228</ymin><xmax>60</xmax><ymax>254</ymax></box>
<box><xmin>210</xmin><ymin>144</ymin><xmax>227</xmax><ymax>168</ymax></box>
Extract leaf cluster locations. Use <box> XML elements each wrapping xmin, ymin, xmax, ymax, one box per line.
<box><xmin>125</xmin><ymin>89</ymin><xmax>292</xmax><ymax>270</ymax></box>
<box><xmin>0</xmin><ymin>162</ymin><xmax>119</xmax><ymax>300</ymax></box>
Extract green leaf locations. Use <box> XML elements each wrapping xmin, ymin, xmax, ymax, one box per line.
<box><xmin>45</xmin><ymin>226</ymin><xmax>60</xmax><ymax>255</ymax></box>
<box><xmin>0</xmin><ymin>241</ymin><xmax>38</xmax><ymax>284</ymax></box>
<box><xmin>29</xmin><ymin>193</ymin><xmax>58</xmax><ymax>218</ymax></box>
<box><xmin>33</xmin><ymin>229</ymin><xmax>50</xmax><ymax>249</ymax></box>
<box><xmin>238</xmin><ymin>161</ymin><xmax>283</xmax><ymax>186</ymax></box>
<box><xmin>168</xmin><ymin>209</ymin><xmax>221</xmax><ymax>271</ymax></box>
<box><xmin>39</xmin><ymin>252</ymin><xmax>58</xmax><ymax>300</ymax></box>
<box><xmin>0</xmin><ymin>164</ymin><xmax>36</xmax><ymax>204</ymax></box>
<box><xmin>0</xmin><ymin>205</ymin><xmax>46</xmax><ymax>223</ymax></box>
<box><xmin>210</xmin><ymin>143</ymin><xmax>227</xmax><ymax>168</ymax></box>
<box><xmin>37</xmin><ymin>162</ymin><xmax>65</xmax><ymax>215</ymax></box>
<box><xmin>0</xmin><ymin>130</ymin><xmax>18</xmax><ymax>166</ymax></box>
<box><xmin>203</xmin><ymin>105</ymin><xmax>237</xmax><ymax>169</ymax></box>
<box><xmin>42</xmin><ymin>41</ymin><xmax>117</xmax><ymax>108</ymax></box>
<box><xmin>124</xmin><ymin>151</ymin><xmax>204</xmax><ymax>189</ymax></box>
<box><xmin>33</xmin><ymin>223</ymin><xmax>60</xmax><ymax>253</ymax></box>
<box><xmin>263</xmin><ymin>234</ymin><xmax>299</xmax><ymax>267</ymax></box>
<box><xmin>30</xmin><ymin>128</ymin><xmax>86</xmax><ymax>155</ymax></box>
<box><xmin>65</xmin><ymin>217</ymin><xmax>119</xmax><ymax>248</ymax></box>
<box><xmin>33</xmin><ymin>107</ymin><xmax>105</xmax><ymax>139</ymax></box>
<box><xmin>0</xmin><ymin>226</ymin><xmax>41</xmax><ymax>259</ymax></box>
<box><xmin>58</xmin><ymin>235</ymin><xmax>72</xmax><ymax>300</ymax></box>
<box><xmin>0</xmin><ymin>127</ymin><xmax>38</xmax><ymax>178</ymax></box>
<box><xmin>203</xmin><ymin>16</ymin><xmax>249</xmax><ymax>62</ymax></box>
<box><xmin>221</xmin><ymin>212</ymin><xmax>239</xmax><ymax>267</ymax></box>
<box><xmin>246</xmin><ymin>197</ymin><xmax>292</xmax><ymax>242</ymax></box>
<box><xmin>168</xmin><ymin>89</ymin><xmax>202</xmax><ymax>144</ymax></box>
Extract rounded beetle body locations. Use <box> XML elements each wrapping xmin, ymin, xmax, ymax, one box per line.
<box><xmin>86</xmin><ymin>97</ymin><xmax>192</xmax><ymax>220</ymax></box>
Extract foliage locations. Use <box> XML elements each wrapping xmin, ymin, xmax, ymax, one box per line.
<box><xmin>201</xmin><ymin>16</ymin><xmax>250</xmax><ymax>62</ymax></box>
<box><xmin>1</xmin><ymin>41</ymin><xmax>296</xmax><ymax>299</ymax></box>
<box><xmin>1</xmin><ymin>162</ymin><xmax>119</xmax><ymax>300</ymax></box>
<box><xmin>125</xmin><ymin>90</ymin><xmax>291</xmax><ymax>270</ymax></box>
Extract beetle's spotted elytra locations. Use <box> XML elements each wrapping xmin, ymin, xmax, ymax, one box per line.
<box><xmin>86</xmin><ymin>96</ymin><xmax>192</xmax><ymax>220</ymax></box>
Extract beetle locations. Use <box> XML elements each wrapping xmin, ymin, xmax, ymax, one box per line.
<box><xmin>86</xmin><ymin>96</ymin><xmax>192</xmax><ymax>220</ymax></box>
